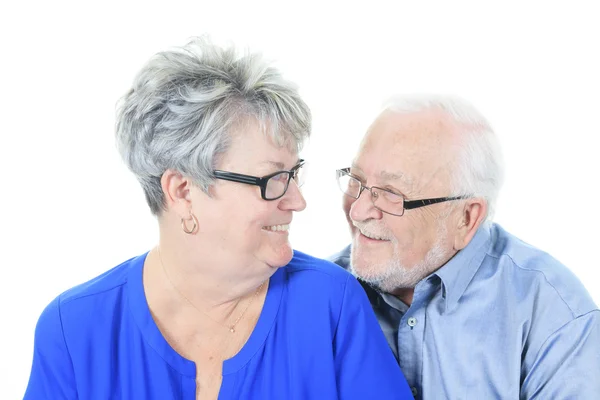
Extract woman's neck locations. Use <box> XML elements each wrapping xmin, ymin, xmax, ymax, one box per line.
<box><xmin>146</xmin><ymin>245</ymin><xmax>268</xmax><ymax>327</ymax></box>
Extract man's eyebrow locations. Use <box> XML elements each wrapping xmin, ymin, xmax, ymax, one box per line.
<box><xmin>350</xmin><ymin>163</ymin><xmax>363</xmax><ymax>174</ymax></box>
<box><xmin>380</xmin><ymin>170</ymin><xmax>407</xmax><ymax>181</ymax></box>
<box><xmin>349</xmin><ymin>163</ymin><xmax>413</xmax><ymax>186</ymax></box>
<box><xmin>350</xmin><ymin>164</ymin><xmax>409</xmax><ymax>182</ymax></box>
<box><xmin>381</xmin><ymin>170</ymin><xmax>414</xmax><ymax>189</ymax></box>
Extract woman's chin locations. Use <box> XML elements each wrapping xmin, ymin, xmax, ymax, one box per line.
<box><xmin>266</xmin><ymin>244</ymin><xmax>294</xmax><ymax>268</ymax></box>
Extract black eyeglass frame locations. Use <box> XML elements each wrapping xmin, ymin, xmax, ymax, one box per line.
<box><xmin>214</xmin><ymin>160</ymin><xmax>305</xmax><ymax>201</ymax></box>
<box><xmin>336</xmin><ymin>168</ymin><xmax>467</xmax><ymax>216</ymax></box>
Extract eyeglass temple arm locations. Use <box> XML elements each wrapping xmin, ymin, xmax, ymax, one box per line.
<box><xmin>403</xmin><ymin>196</ymin><xmax>465</xmax><ymax>210</ymax></box>
<box><xmin>213</xmin><ymin>171</ymin><xmax>264</xmax><ymax>185</ymax></box>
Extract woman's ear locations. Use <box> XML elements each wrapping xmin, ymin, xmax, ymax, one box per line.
<box><xmin>161</xmin><ymin>169</ymin><xmax>194</xmax><ymax>219</ymax></box>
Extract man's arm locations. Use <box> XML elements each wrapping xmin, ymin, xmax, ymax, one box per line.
<box><xmin>521</xmin><ymin>310</ymin><xmax>600</xmax><ymax>399</ymax></box>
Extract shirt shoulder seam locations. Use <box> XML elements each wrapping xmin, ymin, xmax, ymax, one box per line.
<box><xmin>56</xmin><ymin>295</ymin><xmax>77</xmax><ymax>389</ymax></box>
<box><xmin>502</xmin><ymin>253</ymin><xmax>580</xmax><ymax>318</ymax></box>
<box><xmin>60</xmin><ymin>281</ymin><xmax>128</xmax><ymax>307</ymax></box>
<box><xmin>332</xmin><ymin>274</ymin><xmax>351</xmax><ymax>339</ymax></box>
<box><xmin>529</xmin><ymin>309</ymin><xmax>600</xmax><ymax>367</ymax></box>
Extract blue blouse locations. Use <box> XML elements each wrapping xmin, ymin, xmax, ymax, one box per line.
<box><xmin>24</xmin><ymin>250</ymin><xmax>412</xmax><ymax>399</ymax></box>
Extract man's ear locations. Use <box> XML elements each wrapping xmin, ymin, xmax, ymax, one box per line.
<box><xmin>160</xmin><ymin>169</ymin><xmax>194</xmax><ymax>219</ymax></box>
<box><xmin>454</xmin><ymin>198</ymin><xmax>487</xmax><ymax>250</ymax></box>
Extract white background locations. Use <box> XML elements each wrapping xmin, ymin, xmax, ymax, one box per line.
<box><xmin>1</xmin><ymin>0</ymin><xmax>599</xmax><ymax>397</ymax></box>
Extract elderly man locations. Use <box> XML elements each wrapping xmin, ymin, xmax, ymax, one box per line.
<box><xmin>330</xmin><ymin>95</ymin><xmax>600</xmax><ymax>399</ymax></box>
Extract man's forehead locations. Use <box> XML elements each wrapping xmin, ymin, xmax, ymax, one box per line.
<box><xmin>350</xmin><ymin>161</ymin><xmax>415</xmax><ymax>187</ymax></box>
<box><xmin>352</xmin><ymin>110</ymin><xmax>460</xmax><ymax>191</ymax></box>
<box><xmin>363</xmin><ymin>110</ymin><xmax>460</xmax><ymax>157</ymax></box>
<box><xmin>372</xmin><ymin>109</ymin><xmax>459</xmax><ymax>141</ymax></box>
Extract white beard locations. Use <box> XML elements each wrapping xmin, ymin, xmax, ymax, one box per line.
<box><xmin>350</xmin><ymin>220</ymin><xmax>451</xmax><ymax>292</ymax></box>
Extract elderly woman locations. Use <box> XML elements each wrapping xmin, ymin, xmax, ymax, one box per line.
<box><xmin>24</xmin><ymin>38</ymin><xmax>412</xmax><ymax>399</ymax></box>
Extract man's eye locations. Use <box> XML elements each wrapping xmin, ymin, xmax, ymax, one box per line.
<box><xmin>382</xmin><ymin>190</ymin><xmax>403</xmax><ymax>203</ymax></box>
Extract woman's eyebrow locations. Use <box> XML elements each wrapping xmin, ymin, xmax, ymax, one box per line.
<box><xmin>261</xmin><ymin>161</ymin><xmax>285</xmax><ymax>169</ymax></box>
<box><xmin>262</xmin><ymin>159</ymin><xmax>301</xmax><ymax>170</ymax></box>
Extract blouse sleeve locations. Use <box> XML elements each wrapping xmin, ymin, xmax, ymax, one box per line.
<box><xmin>24</xmin><ymin>296</ymin><xmax>78</xmax><ymax>399</ymax></box>
<box><xmin>333</xmin><ymin>275</ymin><xmax>413</xmax><ymax>399</ymax></box>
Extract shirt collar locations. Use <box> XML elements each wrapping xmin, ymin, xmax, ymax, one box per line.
<box><xmin>331</xmin><ymin>244</ymin><xmax>352</xmax><ymax>268</ymax></box>
<box><xmin>380</xmin><ymin>291</ymin><xmax>410</xmax><ymax>314</ymax></box>
<box><xmin>433</xmin><ymin>222</ymin><xmax>492</xmax><ymax>313</ymax></box>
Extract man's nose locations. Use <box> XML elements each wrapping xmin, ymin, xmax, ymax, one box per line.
<box><xmin>349</xmin><ymin>188</ymin><xmax>381</xmax><ymax>222</ymax></box>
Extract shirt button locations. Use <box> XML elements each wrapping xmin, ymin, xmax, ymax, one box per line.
<box><xmin>407</xmin><ymin>317</ymin><xmax>417</xmax><ymax>327</ymax></box>
<box><xmin>411</xmin><ymin>387</ymin><xmax>418</xmax><ymax>397</ymax></box>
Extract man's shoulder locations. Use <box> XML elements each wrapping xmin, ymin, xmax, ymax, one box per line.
<box><xmin>489</xmin><ymin>224</ymin><xmax>597</xmax><ymax>316</ymax></box>
<box><xmin>326</xmin><ymin>244</ymin><xmax>352</xmax><ymax>270</ymax></box>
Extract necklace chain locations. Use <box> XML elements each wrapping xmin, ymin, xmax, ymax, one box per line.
<box><xmin>157</xmin><ymin>248</ymin><xmax>265</xmax><ymax>333</ymax></box>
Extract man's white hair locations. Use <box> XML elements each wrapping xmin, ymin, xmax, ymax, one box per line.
<box><xmin>383</xmin><ymin>94</ymin><xmax>504</xmax><ymax>220</ymax></box>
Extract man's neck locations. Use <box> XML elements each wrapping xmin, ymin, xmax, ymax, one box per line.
<box><xmin>390</xmin><ymin>288</ymin><xmax>414</xmax><ymax>306</ymax></box>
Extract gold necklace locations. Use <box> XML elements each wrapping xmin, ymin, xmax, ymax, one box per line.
<box><xmin>157</xmin><ymin>248</ymin><xmax>265</xmax><ymax>333</ymax></box>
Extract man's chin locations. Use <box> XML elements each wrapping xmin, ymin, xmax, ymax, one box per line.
<box><xmin>349</xmin><ymin>255</ymin><xmax>426</xmax><ymax>292</ymax></box>
<box><xmin>349</xmin><ymin>260</ymin><xmax>389</xmax><ymax>284</ymax></box>
<box><xmin>351</xmin><ymin>269</ymin><xmax>415</xmax><ymax>293</ymax></box>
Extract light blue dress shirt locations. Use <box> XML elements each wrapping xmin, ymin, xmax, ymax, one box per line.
<box><xmin>25</xmin><ymin>250</ymin><xmax>412</xmax><ymax>399</ymax></box>
<box><xmin>330</xmin><ymin>222</ymin><xmax>600</xmax><ymax>399</ymax></box>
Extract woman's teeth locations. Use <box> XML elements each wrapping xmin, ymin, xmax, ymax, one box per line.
<box><xmin>262</xmin><ymin>224</ymin><xmax>290</xmax><ymax>232</ymax></box>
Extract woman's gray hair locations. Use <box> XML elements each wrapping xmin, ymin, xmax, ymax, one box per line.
<box><xmin>383</xmin><ymin>94</ymin><xmax>504</xmax><ymax>220</ymax></box>
<box><xmin>115</xmin><ymin>37</ymin><xmax>311</xmax><ymax>215</ymax></box>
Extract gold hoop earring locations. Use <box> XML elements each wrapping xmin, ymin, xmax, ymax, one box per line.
<box><xmin>181</xmin><ymin>212</ymin><xmax>198</xmax><ymax>235</ymax></box>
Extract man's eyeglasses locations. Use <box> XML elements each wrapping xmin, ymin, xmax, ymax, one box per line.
<box><xmin>214</xmin><ymin>160</ymin><xmax>306</xmax><ymax>201</ymax></box>
<box><xmin>336</xmin><ymin>168</ymin><xmax>466</xmax><ymax>216</ymax></box>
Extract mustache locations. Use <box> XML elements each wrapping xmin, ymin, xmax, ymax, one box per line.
<box><xmin>352</xmin><ymin>220</ymin><xmax>393</xmax><ymax>240</ymax></box>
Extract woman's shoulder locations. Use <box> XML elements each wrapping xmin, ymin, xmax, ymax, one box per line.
<box><xmin>286</xmin><ymin>249</ymin><xmax>353</xmax><ymax>282</ymax></box>
<box><xmin>272</xmin><ymin>249</ymin><xmax>373</xmax><ymax>335</ymax></box>
<box><xmin>32</xmin><ymin>253</ymin><xmax>147</xmax><ymax>341</ymax></box>
<box><xmin>28</xmin><ymin>253</ymin><xmax>150</xmax><ymax>390</ymax></box>
<box><xmin>282</xmin><ymin>250</ymin><xmax>361</xmax><ymax>303</ymax></box>
<box><xmin>57</xmin><ymin>253</ymin><xmax>146</xmax><ymax>307</ymax></box>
